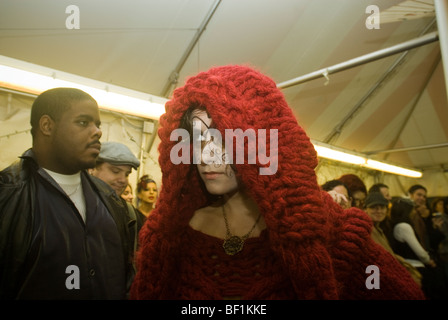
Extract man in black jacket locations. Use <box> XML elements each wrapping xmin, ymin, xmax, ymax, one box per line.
<box><xmin>0</xmin><ymin>88</ymin><xmax>135</xmax><ymax>299</ymax></box>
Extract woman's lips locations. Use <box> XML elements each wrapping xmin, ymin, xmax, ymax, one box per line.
<box><xmin>203</xmin><ymin>172</ymin><xmax>223</xmax><ymax>179</ymax></box>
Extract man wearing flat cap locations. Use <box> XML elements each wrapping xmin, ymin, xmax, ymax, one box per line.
<box><xmin>90</xmin><ymin>141</ymin><xmax>141</xmax><ymax>286</ymax></box>
<box><xmin>90</xmin><ymin>141</ymin><xmax>140</xmax><ymax>197</ymax></box>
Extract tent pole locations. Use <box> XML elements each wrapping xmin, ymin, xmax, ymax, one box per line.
<box><xmin>435</xmin><ymin>0</ymin><xmax>448</xmax><ymax>97</ymax></box>
<box><xmin>276</xmin><ymin>31</ymin><xmax>439</xmax><ymax>89</ymax></box>
<box><xmin>365</xmin><ymin>142</ymin><xmax>448</xmax><ymax>155</ymax></box>
<box><xmin>160</xmin><ymin>0</ymin><xmax>222</xmax><ymax>98</ymax></box>
<box><xmin>322</xmin><ymin>19</ymin><xmax>437</xmax><ymax>144</ymax></box>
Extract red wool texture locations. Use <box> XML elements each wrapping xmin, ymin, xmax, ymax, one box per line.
<box><xmin>130</xmin><ymin>65</ymin><xmax>425</xmax><ymax>300</ymax></box>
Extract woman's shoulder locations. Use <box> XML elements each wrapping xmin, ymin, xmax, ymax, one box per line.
<box><xmin>189</xmin><ymin>204</ymin><xmax>225</xmax><ymax>238</ymax></box>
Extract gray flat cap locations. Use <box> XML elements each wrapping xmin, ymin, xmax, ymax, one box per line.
<box><xmin>97</xmin><ymin>141</ymin><xmax>140</xmax><ymax>169</ymax></box>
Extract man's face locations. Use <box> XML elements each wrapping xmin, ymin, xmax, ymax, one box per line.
<box><xmin>51</xmin><ymin>99</ymin><xmax>102</xmax><ymax>173</ymax></box>
<box><xmin>379</xmin><ymin>187</ymin><xmax>392</xmax><ymax>201</ymax></box>
<box><xmin>410</xmin><ymin>188</ymin><xmax>427</xmax><ymax>207</ymax></box>
<box><xmin>91</xmin><ymin>162</ymin><xmax>132</xmax><ymax>195</ymax></box>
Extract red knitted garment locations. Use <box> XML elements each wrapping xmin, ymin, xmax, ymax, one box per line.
<box><xmin>130</xmin><ymin>65</ymin><xmax>425</xmax><ymax>300</ymax></box>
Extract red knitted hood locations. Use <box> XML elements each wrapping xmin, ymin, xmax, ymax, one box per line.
<box><xmin>131</xmin><ymin>65</ymin><xmax>383</xmax><ymax>300</ymax></box>
<box><xmin>156</xmin><ymin>65</ymin><xmax>326</xmax><ymax>233</ymax></box>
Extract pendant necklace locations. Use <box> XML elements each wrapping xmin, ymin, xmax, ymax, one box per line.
<box><xmin>222</xmin><ymin>204</ymin><xmax>261</xmax><ymax>255</ymax></box>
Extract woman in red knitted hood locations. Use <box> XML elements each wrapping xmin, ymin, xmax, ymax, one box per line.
<box><xmin>130</xmin><ymin>65</ymin><xmax>424</xmax><ymax>300</ymax></box>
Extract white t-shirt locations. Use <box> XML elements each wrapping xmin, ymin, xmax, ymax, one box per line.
<box><xmin>393</xmin><ymin>222</ymin><xmax>430</xmax><ymax>267</ymax></box>
<box><xmin>43</xmin><ymin>169</ymin><xmax>86</xmax><ymax>222</ymax></box>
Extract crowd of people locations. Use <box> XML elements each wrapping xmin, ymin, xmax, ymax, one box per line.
<box><xmin>1</xmin><ymin>65</ymin><xmax>447</xmax><ymax>300</ymax></box>
<box><xmin>323</xmin><ymin>174</ymin><xmax>448</xmax><ymax>300</ymax></box>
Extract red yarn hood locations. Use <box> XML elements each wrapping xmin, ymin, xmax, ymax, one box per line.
<box><xmin>156</xmin><ymin>64</ymin><xmax>326</xmax><ymax>235</ymax></box>
<box><xmin>133</xmin><ymin>64</ymin><xmax>341</xmax><ymax>297</ymax></box>
<box><xmin>131</xmin><ymin>65</ymin><xmax>422</xmax><ymax>300</ymax></box>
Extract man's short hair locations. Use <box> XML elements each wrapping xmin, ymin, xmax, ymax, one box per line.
<box><xmin>408</xmin><ymin>184</ymin><xmax>427</xmax><ymax>195</ymax></box>
<box><xmin>30</xmin><ymin>87</ymin><xmax>97</xmax><ymax>136</ymax></box>
<box><xmin>368</xmin><ymin>183</ymin><xmax>388</xmax><ymax>194</ymax></box>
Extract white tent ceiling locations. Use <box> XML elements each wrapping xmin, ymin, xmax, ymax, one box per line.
<box><xmin>0</xmin><ymin>0</ymin><xmax>447</xmax><ymax>196</ymax></box>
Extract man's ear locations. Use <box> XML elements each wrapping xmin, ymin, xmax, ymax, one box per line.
<box><xmin>39</xmin><ymin>115</ymin><xmax>54</xmax><ymax>136</ymax></box>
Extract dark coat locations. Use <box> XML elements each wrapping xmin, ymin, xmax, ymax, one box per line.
<box><xmin>0</xmin><ymin>149</ymin><xmax>136</xmax><ymax>299</ymax></box>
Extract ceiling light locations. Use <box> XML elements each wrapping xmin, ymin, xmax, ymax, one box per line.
<box><xmin>312</xmin><ymin>140</ymin><xmax>422</xmax><ymax>178</ymax></box>
<box><xmin>364</xmin><ymin>159</ymin><xmax>422</xmax><ymax>178</ymax></box>
<box><xmin>0</xmin><ymin>55</ymin><xmax>167</xmax><ymax>120</ymax></box>
<box><xmin>313</xmin><ymin>145</ymin><xmax>366</xmax><ymax>165</ymax></box>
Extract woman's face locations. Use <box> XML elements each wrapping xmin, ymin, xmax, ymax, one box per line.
<box><xmin>138</xmin><ymin>182</ymin><xmax>158</xmax><ymax>204</ymax></box>
<box><xmin>121</xmin><ymin>184</ymin><xmax>134</xmax><ymax>203</ymax></box>
<box><xmin>366</xmin><ymin>205</ymin><xmax>388</xmax><ymax>223</ymax></box>
<box><xmin>435</xmin><ymin>200</ymin><xmax>444</xmax><ymax>213</ymax></box>
<box><xmin>193</xmin><ymin>110</ymin><xmax>238</xmax><ymax>196</ymax></box>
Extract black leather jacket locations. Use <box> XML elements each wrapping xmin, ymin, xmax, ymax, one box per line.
<box><xmin>0</xmin><ymin>149</ymin><xmax>136</xmax><ymax>299</ymax></box>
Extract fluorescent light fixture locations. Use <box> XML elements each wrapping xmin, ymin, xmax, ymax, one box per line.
<box><xmin>364</xmin><ymin>159</ymin><xmax>422</xmax><ymax>178</ymax></box>
<box><xmin>313</xmin><ymin>145</ymin><xmax>366</xmax><ymax>165</ymax></box>
<box><xmin>312</xmin><ymin>140</ymin><xmax>422</xmax><ymax>178</ymax></box>
<box><xmin>0</xmin><ymin>55</ymin><xmax>167</xmax><ymax>120</ymax></box>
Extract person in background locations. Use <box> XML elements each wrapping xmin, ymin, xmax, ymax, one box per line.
<box><xmin>337</xmin><ymin>174</ymin><xmax>367</xmax><ymax>210</ymax></box>
<box><xmin>368</xmin><ymin>183</ymin><xmax>392</xmax><ymax>202</ymax></box>
<box><xmin>430</xmin><ymin>197</ymin><xmax>448</xmax><ymax>239</ymax></box>
<box><xmin>0</xmin><ymin>88</ymin><xmax>134</xmax><ymax>299</ymax></box>
<box><xmin>431</xmin><ymin>197</ymin><xmax>448</xmax><ymax>242</ymax></box>
<box><xmin>429</xmin><ymin>197</ymin><xmax>448</xmax><ymax>291</ymax></box>
<box><xmin>444</xmin><ymin>197</ymin><xmax>448</xmax><ymax>216</ymax></box>
<box><xmin>130</xmin><ymin>65</ymin><xmax>424</xmax><ymax>300</ymax></box>
<box><xmin>369</xmin><ymin>182</ymin><xmax>392</xmax><ymax>236</ymax></box>
<box><xmin>321</xmin><ymin>179</ymin><xmax>352</xmax><ymax>209</ymax></box>
<box><xmin>122</xmin><ymin>183</ymin><xmax>135</xmax><ymax>204</ymax></box>
<box><xmin>136</xmin><ymin>175</ymin><xmax>158</xmax><ymax>232</ymax></box>
<box><xmin>89</xmin><ymin>141</ymin><xmax>141</xmax><ymax>270</ymax></box>
<box><xmin>90</xmin><ymin>141</ymin><xmax>140</xmax><ymax>197</ymax></box>
<box><xmin>364</xmin><ymin>192</ymin><xmax>422</xmax><ymax>287</ymax></box>
<box><xmin>388</xmin><ymin>197</ymin><xmax>448</xmax><ymax>299</ymax></box>
<box><xmin>408</xmin><ymin>184</ymin><xmax>431</xmax><ymax>252</ymax></box>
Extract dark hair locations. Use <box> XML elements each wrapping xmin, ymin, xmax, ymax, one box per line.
<box><xmin>408</xmin><ymin>184</ymin><xmax>427</xmax><ymax>195</ymax></box>
<box><xmin>321</xmin><ymin>179</ymin><xmax>352</xmax><ymax>198</ymax></box>
<box><xmin>338</xmin><ymin>174</ymin><xmax>367</xmax><ymax>194</ymax></box>
<box><xmin>179</xmin><ymin>103</ymin><xmax>208</xmax><ymax>141</ymax></box>
<box><xmin>390</xmin><ymin>198</ymin><xmax>415</xmax><ymax>226</ymax></box>
<box><xmin>430</xmin><ymin>197</ymin><xmax>445</xmax><ymax>214</ymax></box>
<box><xmin>30</xmin><ymin>87</ymin><xmax>97</xmax><ymax>137</ymax></box>
<box><xmin>137</xmin><ymin>175</ymin><xmax>157</xmax><ymax>193</ymax></box>
<box><xmin>369</xmin><ymin>183</ymin><xmax>388</xmax><ymax>194</ymax></box>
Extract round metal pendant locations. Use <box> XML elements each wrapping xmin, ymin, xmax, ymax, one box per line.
<box><xmin>223</xmin><ymin>236</ymin><xmax>244</xmax><ymax>255</ymax></box>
